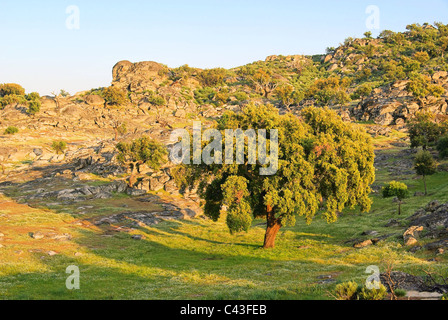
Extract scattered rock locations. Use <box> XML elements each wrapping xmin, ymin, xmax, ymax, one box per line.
<box><xmin>354</xmin><ymin>239</ymin><xmax>373</xmax><ymax>248</ymax></box>
<box><xmin>403</xmin><ymin>226</ymin><xmax>424</xmax><ymax>246</ymax></box>
<box><xmin>30</xmin><ymin>231</ymin><xmax>45</xmax><ymax>240</ymax></box>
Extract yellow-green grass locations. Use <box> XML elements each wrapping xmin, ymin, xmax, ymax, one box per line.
<box><xmin>1</xmin><ymin>169</ymin><xmax>448</xmax><ymax>299</ymax></box>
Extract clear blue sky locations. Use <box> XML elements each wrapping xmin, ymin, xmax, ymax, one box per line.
<box><xmin>1</xmin><ymin>0</ymin><xmax>447</xmax><ymax>95</ymax></box>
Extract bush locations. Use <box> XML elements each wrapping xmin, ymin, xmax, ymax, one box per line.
<box><xmin>102</xmin><ymin>86</ymin><xmax>128</xmax><ymax>106</ymax></box>
<box><xmin>27</xmin><ymin>99</ymin><xmax>41</xmax><ymax>115</ymax></box>
<box><xmin>3</xmin><ymin>126</ymin><xmax>19</xmax><ymax>135</ymax></box>
<box><xmin>333</xmin><ymin>281</ymin><xmax>359</xmax><ymax>300</ymax></box>
<box><xmin>0</xmin><ymin>83</ymin><xmax>25</xmax><ymax>97</ymax></box>
<box><xmin>395</xmin><ymin>289</ymin><xmax>407</xmax><ymax>298</ymax></box>
<box><xmin>437</xmin><ymin>135</ymin><xmax>448</xmax><ymax>159</ymax></box>
<box><xmin>359</xmin><ymin>283</ymin><xmax>387</xmax><ymax>300</ymax></box>
<box><xmin>0</xmin><ymin>94</ymin><xmax>27</xmax><ymax>108</ymax></box>
<box><xmin>198</xmin><ymin>68</ymin><xmax>227</xmax><ymax>87</ymax></box>
<box><xmin>26</xmin><ymin>92</ymin><xmax>41</xmax><ymax>101</ymax></box>
<box><xmin>358</xmin><ymin>282</ymin><xmax>388</xmax><ymax>300</ymax></box>
<box><xmin>52</xmin><ymin>141</ymin><xmax>67</xmax><ymax>154</ymax></box>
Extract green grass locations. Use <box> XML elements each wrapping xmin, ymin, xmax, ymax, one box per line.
<box><xmin>1</xmin><ymin>150</ymin><xmax>448</xmax><ymax>300</ymax></box>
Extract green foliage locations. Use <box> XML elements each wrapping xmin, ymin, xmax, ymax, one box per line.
<box><xmin>102</xmin><ymin>86</ymin><xmax>129</xmax><ymax>106</ymax></box>
<box><xmin>333</xmin><ymin>281</ymin><xmax>359</xmax><ymax>300</ymax></box>
<box><xmin>352</xmin><ymin>83</ymin><xmax>373</xmax><ymax>100</ymax></box>
<box><xmin>52</xmin><ymin>141</ymin><xmax>67</xmax><ymax>155</ymax></box>
<box><xmin>177</xmin><ymin>104</ymin><xmax>375</xmax><ymax>247</ymax></box>
<box><xmin>358</xmin><ymin>283</ymin><xmax>388</xmax><ymax>300</ymax></box>
<box><xmin>305</xmin><ymin>77</ymin><xmax>351</xmax><ymax>106</ymax></box>
<box><xmin>382</xmin><ymin>181</ymin><xmax>409</xmax><ymax>200</ymax></box>
<box><xmin>27</xmin><ymin>99</ymin><xmax>41</xmax><ymax>115</ymax></box>
<box><xmin>414</xmin><ymin>150</ymin><xmax>437</xmax><ymax>177</ymax></box>
<box><xmin>198</xmin><ymin>68</ymin><xmax>227</xmax><ymax>87</ymax></box>
<box><xmin>395</xmin><ymin>289</ymin><xmax>407</xmax><ymax>298</ymax></box>
<box><xmin>3</xmin><ymin>126</ymin><xmax>19</xmax><ymax>135</ymax></box>
<box><xmin>169</xmin><ymin>64</ymin><xmax>199</xmax><ymax>82</ymax></box>
<box><xmin>0</xmin><ymin>83</ymin><xmax>25</xmax><ymax>97</ymax></box>
<box><xmin>146</xmin><ymin>91</ymin><xmax>166</xmax><ymax>106</ymax></box>
<box><xmin>406</xmin><ymin>73</ymin><xmax>445</xmax><ymax>99</ymax></box>
<box><xmin>407</xmin><ymin>112</ymin><xmax>444</xmax><ymax>149</ymax></box>
<box><xmin>116</xmin><ymin>136</ymin><xmax>167</xmax><ymax>170</ymax></box>
<box><xmin>194</xmin><ymin>87</ymin><xmax>216</xmax><ymax>105</ymax></box>
<box><xmin>274</xmin><ymin>85</ymin><xmax>304</xmax><ymax>108</ymax></box>
<box><xmin>59</xmin><ymin>89</ymin><xmax>70</xmax><ymax>97</ymax></box>
<box><xmin>437</xmin><ymin>135</ymin><xmax>448</xmax><ymax>158</ymax></box>
<box><xmin>25</xmin><ymin>92</ymin><xmax>41</xmax><ymax>101</ymax></box>
<box><xmin>0</xmin><ymin>94</ymin><xmax>27</xmax><ymax>108</ymax></box>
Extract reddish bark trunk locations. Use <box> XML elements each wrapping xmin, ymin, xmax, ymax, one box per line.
<box><xmin>263</xmin><ymin>205</ymin><xmax>282</xmax><ymax>249</ymax></box>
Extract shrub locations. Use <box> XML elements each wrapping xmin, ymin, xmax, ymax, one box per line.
<box><xmin>26</xmin><ymin>92</ymin><xmax>41</xmax><ymax>101</ymax></box>
<box><xmin>102</xmin><ymin>86</ymin><xmax>128</xmax><ymax>106</ymax></box>
<box><xmin>395</xmin><ymin>289</ymin><xmax>407</xmax><ymax>298</ymax></box>
<box><xmin>358</xmin><ymin>283</ymin><xmax>388</xmax><ymax>300</ymax></box>
<box><xmin>27</xmin><ymin>99</ymin><xmax>41</xmax><ymax>115</ymax></box>
<box><xmin>3</xmin><ymin>126</ymin><xmax>19</xmax><ymax>135</ymax></box>
<box><xmin>437</xmin><ymin>135</ymin><xmax>448</xmax><ymax>158</ymax></box>
<box><xmin>0</xmin><ymin>94</ymin><xmax>27</xmax><ymax>107</ymax></box>
<box><xmin>0</xmin><ymin>83</ymin><xmax>25</xmax><ymax>97</ymax></box>
<box><xmin>333</xmin><ymin>281</ymin><xmax>359</xmax><ymax>300</ymax></box>
<box><xmin>147</xmin><ymin>93</ymin><xmax>166</xmax><ymax>106</ymax></box>
<box><xmin>382</xmin><ymin>181</ymin><xmax>409</xmax><ymax>215</ymax></box>
<box><xmin>198</xmin><ymin>68</ymin><xmax>227</xmax><ymax>87</ymax></box>
<box><xmin>52</xmin><ymin>141</ymin><xmax>67</xmax><ymax>154</ymax></box>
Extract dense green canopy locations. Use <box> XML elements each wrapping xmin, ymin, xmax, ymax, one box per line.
<box><xmin>176</xmin><ymin>104</ymin><xmax>375</xmax><ymax>248</ymax></box>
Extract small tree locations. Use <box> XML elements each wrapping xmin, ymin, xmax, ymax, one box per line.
<box><xmin>116</xmin><ymin>136</ymin><xmax>167</xmax><ymax>187</ymax></box>
<box><xmin>250</xmin><ymin>69</ymin><xmax>279</xmax><ymax>98</ymax></box>
<box><xmin>176</xmin><ymin>104</ymin><xmax>375</xmax><ymax>248</ymax></box>
<box><xmin>52</xmin><ymin>141</ymin><xmax>67</xmax><ymax>155</ymax></box>
<box><xmin>353</xmin><ymin>84</ymin><xmax>373</xmax><ymax>102</ymax></box>
<box><xmin>407</xmin><ymin>112</ymin><xmax>442</xmax><ymax>150</ymax></box>
<box><xmin>414</xmin><ymin>150</ymin><xmax>437</xmax><ymax>195</ymax></box>
<box><xmin>437</xmin><ymin>135</ymin><xmax>448</xmax><ymax>159</ymax></box>
<box><xmin>382</xmin><ymin>181</ymin><xmax>409</xmax><ymax>215</ymax></box>
<box><xmin>364</xmin><ymin>31</ymin><xmax>373</xmax><ymax>39</ymax></box>
<box><xmin>27</xmin><ymin>99</ymin><xmax>41</xmax><ymax>115</ymax></box>
<box><xmin>103</xmin><ymin>86</ymin><xmax>129</xmax><ymax>106</ymax></box>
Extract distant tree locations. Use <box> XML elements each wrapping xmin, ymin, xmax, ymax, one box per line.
<box><xmin>116</xmin><ymin>136</ymin><xmax>167</xmax><ymax>187</ymax></box>
<box><xmin>250</xmin><ymin>69</ymin><xmax>279</xmax><ymax>98</ymax></box>
<box><xmin>0</xmin><ymin>83</ymin><xmax>25</xmax><ymax>97</ymax></box>
<box><xmin>406</xmin><ymin>74</ymin><xmax>445</xmax><ymax>99</ymax></box>
<box><xmin>407</xmin><ymin>112</ymin><xmax>443</xmax><ymax>149</ymax></box>
<box><xmin>353</xmin><ymin>84</ymin><xmax>373</xmax><ymax>102</ymax></box>
<box><xmin>437</xmin><ymin>135</ymin><xmax>448</xmax><ymax>158</ymax></box>
<box><xmin>382</xmin><ymin>181</ymin><xmax>409</xmax><ymax>215</ymax></box>
<box><xmin>364</xmin><ymin>31</ymin><xmax>373</xmax><ymax>39</ymax></box>
<box><xmin>306</xmin><ymin>77</ymin><xmax>351</xmax><ymax>106</ymax></box>
<box><xmin>413</xmin><ymin>51</ymin><xmax>430</xmax><ymax>64</ymax></box>
<box><xmin>52</xmin><ymin>141</ymin><xmax>67</xmax><ymax>155</ymax></box>
<box><xmin>414</xmin><ymin>150</ymin><xmax>437</xmax><ymax>195</ymax></box>
<box><xmin>274</xmin><ymin>85</ymin><xmax>303</xmax><ymax>109</ymax></box>
<box><xmin>59</xmin><ymin>89</ymin><xmax>70</xmax><ymax>97</ymax></box>
<box><xmin>27</xmin><ymin>99</ymin><xmax>41</xmax><ymax>115</ymax></box>
<box><xmin>103</xmin><ymin>86</ymin><xmax>129</xmax><ymax>106</ymax></box>
<box><xmin>198</xmin><ymin>68</ymin><xmax>227</xmax><ymax>87</ymax></box>
<box><xmin>176</xmin><ymin>104</ymin><xmax>375</xmax><ymax>248</ymax></box>
<box><xmin>25</xmin><ymin>92</ymin><xmax>40</xmax><ymax>101</ymax></box>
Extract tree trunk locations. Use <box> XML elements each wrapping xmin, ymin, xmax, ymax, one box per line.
<box><xmin>423</xmin><ymin>175</ymin><xmax>427</xmax><ymax>196</ymax></box>
<box><xmin>398</xmin><ymin>201</ymin><xmax>402</xmax><ymax>215</ymax></box>
<box><xmin>263</xmin><ymin>206</ymin><xmax>281</xmax><ymax>249</ymax></box>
